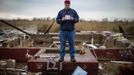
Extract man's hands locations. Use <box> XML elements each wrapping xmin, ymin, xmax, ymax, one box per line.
<box><xmin>62</xmin><ymin>15</ymin><xmax>74</xmax><ymax>21</ymax></box>
<box><xmin>62</xmin><ymin>17</ymin><xmax>65</xmax><ymax>21</ymax></box>
<box><xmin>70</xmin><ymin>16</ymin><xmax>74</xmax><ymax>21</ymax></box>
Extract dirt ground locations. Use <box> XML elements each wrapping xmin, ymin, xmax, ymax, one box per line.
<box><xmin>98</xmin><ymin>61</ymin><xmax>134</xmax><ymax>75</ymax></box>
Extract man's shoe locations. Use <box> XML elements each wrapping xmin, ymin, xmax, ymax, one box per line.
<box><xmin>59</xmin><ymin>58</ymin><xmax>64</xmax><ymax>62</ymax></box>
<box><xmin>71</xmin><ymin>58</ymin><xmax>76</xmax><ymax>62</ymax></box>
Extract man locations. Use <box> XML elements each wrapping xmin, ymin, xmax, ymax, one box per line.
<box><xmin>56</xmin><ymin>0</ymin><xmax>79</xmax><ymax>62</ymax></box>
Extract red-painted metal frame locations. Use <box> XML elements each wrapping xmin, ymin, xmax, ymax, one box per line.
<box><xmin>94</xmin><ymin>48</ymin><xmax>134</xmax><ymax>61</ymax></box>
<box><xmin>0</xmin><ymin>48</ymin><xmax>40</xmax><ymax>62</ymax></box>
<box><xmin>27</xmin><ymin>49</ymin><xmax>98</xmax><ymax>75</ymax></box>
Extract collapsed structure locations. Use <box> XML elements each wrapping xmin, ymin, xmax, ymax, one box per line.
<box><xmin>0</xmin><ymin>20</ymin><xmax>134</xmax><ymax>75</ymax></box>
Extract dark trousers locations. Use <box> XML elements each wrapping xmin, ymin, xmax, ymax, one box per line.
<box><xmin>60</xmin><ymin>30</ymin><xmax>75</xmax><ymax>59</ymax></box>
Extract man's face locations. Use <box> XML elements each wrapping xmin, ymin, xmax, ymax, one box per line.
<box><xmin>65</xmin><ymin>3</ymin><xmax>70</xmax><ymax>9</ymax></box>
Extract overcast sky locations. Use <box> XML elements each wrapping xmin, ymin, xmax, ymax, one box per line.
<box><xmin>0</xmin><ymin>0</ymin><xmax>134</xmax><ymax>21</ymax></box>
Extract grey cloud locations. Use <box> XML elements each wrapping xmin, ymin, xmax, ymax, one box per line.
<box><xmin>73</xmin><ymin>0</ymin><xmax>132</xmax><ymax>12</ymax></box>
<box><xmin>0</xmin><ymin>0</ymin><xmax>134</xmax><ymax>20</ymax></box>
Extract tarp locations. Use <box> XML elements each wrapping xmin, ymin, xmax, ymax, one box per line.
<box><xmin>72</xmin><ymin>66</ymin><xmax>88</xmax><ymax>75</ymax></box>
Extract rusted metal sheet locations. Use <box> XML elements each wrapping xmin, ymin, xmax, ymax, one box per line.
<box><xmin>27</xmin><ymin>48</ymin><xmax>98</xmax><ymax>75</ymax></box>
<box><xmin>94</xmin><ymin>48</ymin><xmax>134</xmax><ymax>61</ymax></box>
<box><xmin>0</xmin><ymin>48</ymin><xmax>40</xmax><ymax>62</ymax></box>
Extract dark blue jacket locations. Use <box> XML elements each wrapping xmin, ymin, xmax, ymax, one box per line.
<box><xmin>56</xmin><ymin>8</ymin><xmax>79</xmax><ymax>31</ymax></box>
